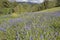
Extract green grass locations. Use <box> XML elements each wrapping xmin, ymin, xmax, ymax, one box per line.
<box><xmin>40</xmin><ymin>7</ymin><xmax>60</xmax><ymax>12</ymax></box>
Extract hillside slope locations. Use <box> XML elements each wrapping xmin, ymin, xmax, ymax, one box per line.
<box><xmin>0</xmin><ymin>7</ymin><xmax>60</xmax><ymax>40</ymax></box>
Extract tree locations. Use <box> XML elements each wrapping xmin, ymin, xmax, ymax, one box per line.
<box><xmin>56</xmin><ymin>0</ymin><xmax>60</xmax><ymax>7</ymax></box>
<box><xmin>43</xmin><ymin>0</ymin><xmax>48</xmax><ymax>9</ymax></box>
<box><xmin>43</xmin><ymin>0</ymin><xmax>58</xmax><ymax>9</ymax></box>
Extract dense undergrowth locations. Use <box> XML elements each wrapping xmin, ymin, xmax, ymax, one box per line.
<box><xmin>0</xmin><ymin>0</ymin><xmax>60</xmax><ymax>40</ymax></box>
<box><xmin>0</xmin><ymin>10</ymin><xmax>60</xmax><ymax>40</ymax></box>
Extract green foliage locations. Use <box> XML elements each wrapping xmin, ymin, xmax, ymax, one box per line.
<box><xmin>0</xmin><ymin>10</ymin><xmax>60</xmax><ymax>40</ymax></box>
<box><xmin>0</xmin><ymin>0</ymin><xmax>60</xmax><ymax>15</ymax></box>
<box><xmin>0</xmin><ymin>31</ymin><xmax>7</xmax><ymax>40</ymax></box>
<box><xmin>51</xmin><ymin>17</ymin><xmax>60</xmax><ymax>30</ymax></box>
<box><xmin>0</xmin><ymin>0</ymin><xmax>60</xmax><ymax>39</ymax></box>
<box><xmin>56</xmin><ymin>0</ymin><xmax>60</xmax><ymax>7</ymax></box>
<box><xmin>6</xmin><ymin>28</ymin><xmax>16</xmax><ymax>40</ymax></box>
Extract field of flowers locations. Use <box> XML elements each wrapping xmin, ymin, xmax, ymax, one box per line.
<box><xmin>0</xmin><ymin>11</ymin><xmax>60</xmax><ymax>40</ymax></box>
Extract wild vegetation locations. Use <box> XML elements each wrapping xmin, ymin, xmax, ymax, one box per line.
<box><xmin>0</xmin><ymin>0</ymin><xmax>60</xmax><ymax>40</ymax></box>
<box><xmin>0</xmin><ymin>7</ymin><xmax>60</xmax><ymax>40</ymax></box>
<box><xmin>0</xmin><ymin>0</ymin><xmax>60</xmax><ymax>15</ymax></box>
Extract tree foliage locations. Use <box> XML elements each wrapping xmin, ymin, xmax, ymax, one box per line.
<box><xmin>0</xmin><ymin>0</ymin><xmax>60</xmax><ymax>15</ymax></box>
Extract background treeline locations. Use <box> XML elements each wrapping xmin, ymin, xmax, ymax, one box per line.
<box><xmin>0</xmin><ymin>0</ymin><xmax>60</xmax><ymax>15</ymax></box>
